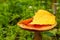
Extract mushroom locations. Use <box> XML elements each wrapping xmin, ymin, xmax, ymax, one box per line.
<box><xmin>17</xmin><ymin>10</ymin><xmax>57</xmax><ymax>40</ymax></box>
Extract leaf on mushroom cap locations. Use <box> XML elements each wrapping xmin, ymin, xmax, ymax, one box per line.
<box><xmin>30</xmin><ymin>10</ymin><xmax>56</xmax><ymax>25</ymax></box>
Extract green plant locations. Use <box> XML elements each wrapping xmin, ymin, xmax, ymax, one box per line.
<box><xmin>0</xmin><ymin>0</ymin><xmax>60</xmax><ymax>40</ymax></box>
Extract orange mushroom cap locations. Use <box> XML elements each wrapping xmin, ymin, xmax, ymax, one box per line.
<box><xmin>17</xmin><ymin>18</ymin><xmax>57</xmax><ymax>31</ymax></box>
<box><xmin>17</xmin><ymin>10</ymin><xmax>57</xmax><ymax>31</ymax></box>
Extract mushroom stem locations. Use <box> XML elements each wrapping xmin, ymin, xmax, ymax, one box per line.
<box><xmin>34</xmin><ymin>31</ymin><xmax>42</xmax><ymax>40</ymax></box>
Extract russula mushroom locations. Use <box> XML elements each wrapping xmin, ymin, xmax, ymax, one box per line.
<box><xmin>17</xmin><ymin>10</ymin><xmax>57</xmax><ymax>40</ymax></box>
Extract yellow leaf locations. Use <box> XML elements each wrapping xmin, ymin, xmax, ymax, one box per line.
<box><xmin>30</xmin><ymin>10</ymin><xmax>56</xmax><ymax>25</ymax></box>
